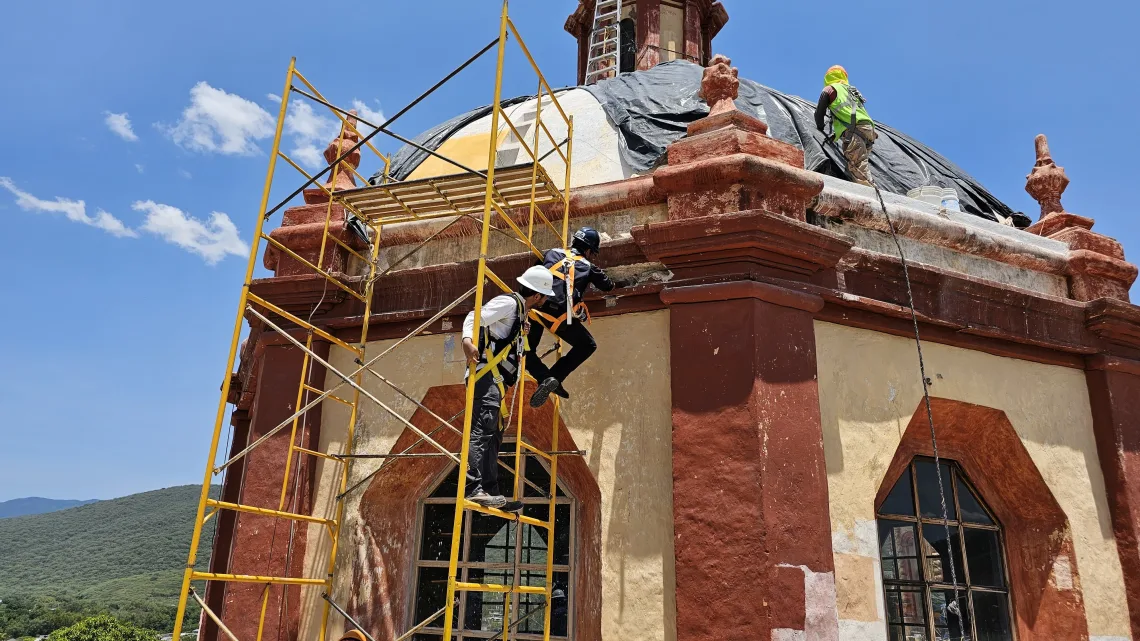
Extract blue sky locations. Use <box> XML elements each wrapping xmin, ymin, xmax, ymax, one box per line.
<box><xmin>0</xmin><ymin>0</ymin><xmax>1135</xmax><ymax>501</ymax></box>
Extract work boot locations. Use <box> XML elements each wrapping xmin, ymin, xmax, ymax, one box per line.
<box><xmin>469</xmin><ymin>490</ymin><xmax>507</xmax><ymax>509</ymax></box>
<box><xmin>530</xmin><ymin>377</ymin><xmax>561</xmax><ymax>407</ymax></box>
<box><xmin>553</xmin><ymin>383</ymin><xmax>569</xmax><ymax>399</ymax></box>
<box><xmin>502</xmin><ymin>500</ymin><xmax>524</xmax><ymax>513</ymax></box>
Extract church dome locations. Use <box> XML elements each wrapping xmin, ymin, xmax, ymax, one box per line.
<box><xmin>385</xmin><ymin>61</ymin><xmax>1013</xmax><ymax>221</ymax></box>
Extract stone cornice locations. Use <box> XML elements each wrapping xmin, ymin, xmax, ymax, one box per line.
<box><xmin>631</xmin><ymin>209</ymin><xmax>852</xmax><ymax>280</ymax></box>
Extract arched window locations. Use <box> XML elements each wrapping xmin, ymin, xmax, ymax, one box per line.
<box><xmin>877</xmin><ymin>457</ymin><xmax>1013</xmax><ymax>641</ymax></box>
<box><xmin>412</xmin><ymin>446</ymin><xmax>574</xmax><ymax>641</ymax></box>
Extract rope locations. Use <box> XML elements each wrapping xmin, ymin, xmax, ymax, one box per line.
<box><xmin>870</xmin><ymin>183</ymin><xmax>963</xmax><ymax>615</ymax></box>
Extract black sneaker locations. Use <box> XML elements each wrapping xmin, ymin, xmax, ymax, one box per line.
<box><xmin>530</xmin><ymin>377</ymin><xmax>560</xmax><ymax>407</ymax></box>
<box><xmin>502</xmin><ymin>500</ymin><xmax>524</xmax><ymax>513</ymax></box>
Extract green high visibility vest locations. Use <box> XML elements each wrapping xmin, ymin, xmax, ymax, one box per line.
<box><xmin>828</xmin><ymin>83</ymin><xmax>873</xmax><ymax>140</ymax></box>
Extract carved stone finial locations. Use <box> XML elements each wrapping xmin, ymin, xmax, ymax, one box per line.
<box><xmin>699</xmin><ymin>54</ymin><xmax>739</xmax><ymax>116</ymax></box>
<box><xmin>1025</xmin><ymin>133</ymin><xmax>1069</xmax><ymax>219</ymax></box>
<box><xmin>324</xmin><ymin>110</ymin><xmax>362</xmax><ymax>192</ymax></box>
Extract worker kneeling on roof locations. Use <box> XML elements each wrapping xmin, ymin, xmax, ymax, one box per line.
<box><xmin>461</xmin><ymin>265</ymin><xmax>555</xmax><ymax>511</ymax></box>
<box><xmin>526</xmin><ymin>226</ymin><xmax>615</xmax><ymax>408</ymax></box>
<box><xmin>815</xmin><ymin>65</ymin><xmax>877</xmax><ymax>187</ymax></box>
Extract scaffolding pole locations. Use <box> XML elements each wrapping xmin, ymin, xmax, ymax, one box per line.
<box><xmin>173</xmin><ymin>2</ymin><xmax>577</xmax><ymax>640</ymax></box>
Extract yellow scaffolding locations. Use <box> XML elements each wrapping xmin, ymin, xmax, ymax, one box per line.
<box><xmin>171</xmin><ymin>3</ymin><xmax>575</xmax><ymax>641</ymax></box>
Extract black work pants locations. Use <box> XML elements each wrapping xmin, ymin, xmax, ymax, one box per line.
<box><xmin>466</xmin><ymin>373</ymin><xmax>504</xmax><ymax>497</ymax></box>
<box><xmin>525</xmin><ymin>314</ymin><xmax>597</xmax><ymax>385</ymax></box>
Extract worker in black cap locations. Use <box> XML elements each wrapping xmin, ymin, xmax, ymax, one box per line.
<box><xmin>526</xmin><ymin>226</ymin><xmax>615</xmax><ymax>407</ymax></box>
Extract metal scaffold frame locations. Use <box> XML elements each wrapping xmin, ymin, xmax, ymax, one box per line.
<box><xmin>171</xmin><ymin>3</ymin><xmax>576</xmax><ymax>641</ymax></box>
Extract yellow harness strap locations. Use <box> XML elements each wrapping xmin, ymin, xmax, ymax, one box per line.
<box><xmin>472</xmin><ymin>295</ymin><xmax>525</xmax><ymax>429</ymax></box>
<box><xmin>534</xmin><ymin>252</ymin><xmax>590</xmax><ymax>332</ymax></box>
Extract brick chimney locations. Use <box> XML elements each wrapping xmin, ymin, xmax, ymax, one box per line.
<box><xmin>565</xmin><ymin>0</ymin><xmax>729</xmax><ymax>85</ymax></box>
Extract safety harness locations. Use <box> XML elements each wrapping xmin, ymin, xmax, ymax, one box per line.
<box><xmin>472</xmin><ymin>293</ymin><xmax>528</xmax><ymax>431</ymax></box>
<box><xmin>528</xmin><ymin>250</ymin><xmax>592</xmax><ymax>333</ymax></box>
<box><xmin>831</xmin><ymin>84</ymin><xmax>874</xmax><ymax>144</ymax></box>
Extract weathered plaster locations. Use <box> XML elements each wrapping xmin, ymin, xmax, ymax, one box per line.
<box><xmin>405</xmin><ymin>89</ymin><xmax>629</xmax><ymax>188</ymax></box>
<box><xmin>375</xmin><ymin>203</ymin><xmax>668</xmax><ymax>275</ymax></box>
<box><xmin>815</xmin><ymin>321</ymin><xmax>1132</xmax><ymax>639</ymax></box>
<box><xmin>820</xmin><ymin>220</ymin><xmax>1069</xmax><ymax>297</ymax></box>
<box><xmin>297</xmin><ymin>311</ymin><xmax>676</xmax><ymax>641</ymax></box>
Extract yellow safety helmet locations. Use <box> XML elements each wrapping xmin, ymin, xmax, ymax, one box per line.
<box><xmin>824</xmin><ymin>65</ymin><xmax>848</xmax><ymax>87</ymax></box>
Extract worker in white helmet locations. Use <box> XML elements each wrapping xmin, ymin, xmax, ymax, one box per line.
<box><xmin>461</xmin><ymin>265</ymin><xmax>556</xmax><ymax>510</ymax></box>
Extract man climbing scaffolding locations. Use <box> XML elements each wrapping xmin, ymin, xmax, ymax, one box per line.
<box><xmin>526</xmin><ymin>226</ymin><xmax>615</xmax><ymax>408</ymax></box>
<box><xmin>815</xmin><ymin>65</ymin><xmax>877</xmax><ymax>187</ymax></box>
<box><xmin>461</xmin><ymin>265</ymin><xmax>556</xmax><ymax>510</ymax></box>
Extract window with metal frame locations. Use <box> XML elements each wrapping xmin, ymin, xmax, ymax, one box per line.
<box><xmin>877</xmin><ymin>457</ymin><xmax>1014</xmax><ymax>641</ymax></box>
<box><xmin>411</xmin><ymin>445</ymin><xmax>574</xmax><ymax>641</ymax></box>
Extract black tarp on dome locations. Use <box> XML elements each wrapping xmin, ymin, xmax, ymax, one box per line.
<box><xmin>382</xmin><ymin>60</ymin><xmax>1012</xmax><ymax>222</ymax></box>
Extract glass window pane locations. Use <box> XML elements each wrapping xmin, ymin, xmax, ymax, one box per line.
<box><xmin>956</xmin><ymin>474</ymin><xmax>995</xmax><ymax>525</ymax></box>
<box><xmin>525</xmin><ymin>455</ymin><xmax>552</xmax><ymax>498</ymax></box>
<box><xmin>882</xmin><ymin>467</ymin><xmax>917</xmax><ymax>516</ymax></box>
<box><xmin>885</xmin><ymin>586</ymin><xmax>926</xmax><ymax>625</ymax></box>
<box><xmin>414</xmin><ymin>567</ymin><xmax>452</xmax><ymax>625</ymax></box>
<box><xmin>421</xmin><ymin>503</ymin><xmax>458</xmax><ymax>561</ymax></box>
<box><xmin>964</xmin><ymin>528</ymin><xmax>1005</xmax><ymax>588</ymax></box>
<box><xmin>463</xmin><ymin>568</ymin><xmax>508</xmax><ymax>632</ymax></box>
<box><xmin>904</xmin><ymin>627</ymin><xmax>928</xmax><ymax>641</ymax></box>
<box><xmin>931</xmin><ymin>590</ymin><xmax>971</xmax><ymax>640</ymax></box>
<box><xmin>554</xmin><ymin>504</ymin><xmax>571</xmax><ymax>564</ymax></box>
<box><xmin>916</xmin><ymin>460</ymin><xmax>955</xmax><ymax>519</ymax></box>
<box><xmin>895</xmin><ymin>524</ymin><xmax>918</xmax><ymax>557</ymax></box>
<box><xmin>552</xmin><ymin>571</ymin><xmax>570</xmax><ymax>637</ymax></box>
<box><xmin>922</xmin><ymin>524</ymin><xmax>965</xmax><ymax>586</ymax></box>
<box><xmin>882</xmin><ymin>559</ymin><xmax>898</xmax><ymax>580</ymax></box>
<box><xmin>467</xmin><ymin>513</ymin><xmax>515</xmax><ymax>564</ymax></box>
<box><xmin>521</xmin><ymin>505</ymin><xmax>552</xmax><ymax>566</ymax></box>
<box><xmin>972</xmin><ymin>591</ymin><xmax>1013</xmax><ymax>641</ymax></box>
<box><xmin>879</xmin><ymin>521</ymin><xmax>919</xmax><ymax>559</ymax></box>
<box><xmin>897</xmin><ymin>559</ymin><xmax>921</xmax><ymax>582</ymax></box>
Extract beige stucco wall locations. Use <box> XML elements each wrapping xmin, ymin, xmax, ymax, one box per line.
<box><xmin>814</xmin><ymin>321</ymin><xmax>1131</xmax><ymax>641</ymax></box>
<box><xmin>296</xmin><ymin>310</ymin><xmax>676</xmax><ymax>641</ymax></box>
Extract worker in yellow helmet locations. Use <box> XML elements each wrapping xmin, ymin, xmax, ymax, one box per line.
<box><xmin>814</xmin><ymin>65</ymin><xmax>877</xmax><ymax>187</ymax></box>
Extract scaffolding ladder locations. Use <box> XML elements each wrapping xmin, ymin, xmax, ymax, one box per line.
<box><xmin>170</xmin><ymin>3</ymin><xmax>577</xmax><ymax>641</ymax></box>
<box><xmin>584</xmin><ymin>0</ymin><xmax>622</xmax><ymax>84</ymax></box>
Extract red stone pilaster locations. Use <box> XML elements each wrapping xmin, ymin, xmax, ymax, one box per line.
<box><xmin>1086</xmin><ymin>359</ymin><xmax>1140</xmax><ymax>638</ymax></box>
<box><xmin>217</xmin><ymin>341</ymin><xmax>328</xmax><ymax>641</ymax></box>
<box><xmin>1085</xmin><ymin>299</ymin><xmax>1140</xmax><ymax>637</ymax></box>
<box><xmin>631</xmin><ymin>68</ymin><xmax>851</xmax><ymax>637</ymax></box>
<box><xmin>637</xmin><ymin>0</ymin><xmax>662</xmax><ymax>71</ymax></box>
<box><xmin>662</xmin><ymin>282</ymin><xmax>837</xmax><ymax>640</ymax></box>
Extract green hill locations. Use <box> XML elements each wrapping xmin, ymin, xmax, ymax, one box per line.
<box><xmin>0</xmin><ymin>485</ymin><xmax>218</xmax><ymax>637</ymax></box>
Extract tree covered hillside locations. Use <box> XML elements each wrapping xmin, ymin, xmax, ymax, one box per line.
<box><xmin>0</xmin><ymin>485</ymin><xmax>218</xmax><ymax>637</ymax></box>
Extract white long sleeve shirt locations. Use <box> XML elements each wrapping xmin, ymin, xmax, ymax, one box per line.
<box><xmin>462</xmin><ymin>294</ymin><xmax>523</xmax><ymax>343</ymax></box>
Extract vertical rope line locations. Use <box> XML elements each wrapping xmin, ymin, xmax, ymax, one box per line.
<box><xmin>870</xmin><ymin>185</ymin><xmax>963</xmax><ymax>615</ymax></box>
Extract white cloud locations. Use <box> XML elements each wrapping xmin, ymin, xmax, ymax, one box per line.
<box><xmin>285</xmin><ymin>99</ymin><xmax>338</xmax><ymax>169</ymax></box>
<box><xmin>178</xmin><ymin>169</ymin><xmax>193</xmax><ymax>179</ymax></box>
<box><xmin>266</xmin><ymin>93</ymin><xmax>281</xmax><ymax>103</ymax></box>
<box><xmin>351</xmin><ymin>99</ymin><xmax>384</xmax><ymax>127</ymax></box>
<box><xmin>135</xmin><ymin>164</ymin><xmax>145</xmax><ymax>174</ymax></box>
<box><xmin>162</xmin><ymin>82</ymin><xmax>274</xmax><ymax>155</ymax></box>
<box><xmin>290</xmin><ymin>144</ymin><xmax>326</xmax><ymax>168</ymax></box>
<box><xmin>104</xmin><ymin>111</ymin><xmax>138</xmax><ymax>142</ymax></box>
<box><xmin>0</xmin><ymin>177</ymin><xmax>136</xmax><ymax>238</ymax></box>
<box><xmin>133</xmin><ymin>200</ymin><xmax>248</xmax><ymax>264</ymax></box>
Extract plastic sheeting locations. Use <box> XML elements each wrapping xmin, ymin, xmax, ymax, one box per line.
<box><xmin>380</xmin><ymin>60</ymin><xmax>1013</xmax><ymax>221</ymax></box>
<box><xmin>585</xmin><ymin>61</ymin><xmax>1011</xmax><ymax>221</ymax></box>
<box><xmin>374</xmin><ymin>94</ymin><xmax>535</xmax><ymax>184</ymax></box>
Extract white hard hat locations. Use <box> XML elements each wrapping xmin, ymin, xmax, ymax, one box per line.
<box><xmin>516</xmin><ymin>265</ymin><xmax>555</xmax><ymax>297</ymax></box>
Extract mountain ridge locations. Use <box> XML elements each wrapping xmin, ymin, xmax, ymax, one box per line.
<box><xmin>0</xmin><ymin>497</ymin><xmax>99</xmax><ymax>519</ymax></box>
